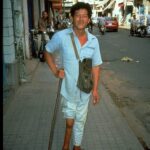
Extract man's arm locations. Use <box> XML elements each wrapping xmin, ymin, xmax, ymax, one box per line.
<box><xmin>44</xmin><ymin>51</ymin><xmax>64</xmax><ymax>78</ymax></box>
<box><xmin>92</xmin><ymin>65</ymin><xmax>101</xmax><ymax>105</ymax></box>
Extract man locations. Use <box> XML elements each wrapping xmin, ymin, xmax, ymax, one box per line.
<box><xmin>98</xmin><ymin>14</ymin><xmax>106</xmax><ymax>28</ymax></box>
<box><xmin>44</xmin><ymin>2</ymin><xmax>103</xmax><ymax>150</ymax></box>
<box><xmin>130</xmin><ymin>14</ymin><xmax>138</xmax><ymax>27</ymax></box>
<box><xmin>130</xmin><ymin>14</ymin><xmax>138</xmax><ymax>34</ymax></box>
<box><xmin>98</xmin><ymin>14</ymin><xmax>106</xmax><ymax>34</ymax></box>
<box><xmin>38</xmin><ymin>11</ymin><xmax>51</xmax><ymax>32</ymax></box>
<box><xmin>37</xmin><ymin>11</ymin><xmax>51</xmax><ymax>55</ymax></box>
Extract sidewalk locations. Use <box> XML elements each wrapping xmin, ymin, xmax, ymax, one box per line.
<box><xmin>119</xmin><ymin>24</ymin><xmax>130</xmax><ymax>30</ymax></box>
<box><xmin>3</xmin><ymin>57</ymin><xmax>144</xmax><ymax>150</ymax></box>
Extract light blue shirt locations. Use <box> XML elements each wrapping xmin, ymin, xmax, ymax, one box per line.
<box><xmin>45</xmin><ymin>28</ymin><xmax>103</xmax><ymax>101</ymax></box>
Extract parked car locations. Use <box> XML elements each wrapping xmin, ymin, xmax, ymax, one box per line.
<box><xmin>105</xmin><ymin>17</ymin><xmax>118</xmax><ymax>32</ymax></box>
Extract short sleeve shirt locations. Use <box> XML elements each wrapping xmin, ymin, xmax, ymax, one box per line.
<box><xmin>45</xmin><ymin>28</ymin><xmax>103</xmax><ymax>101</ymax></box>
<box><xmin>38</xmin><ymin>18</ymin><xmax>49</xmax><ymax>31</ymax></box>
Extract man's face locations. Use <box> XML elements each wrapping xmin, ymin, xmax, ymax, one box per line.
<box><xmin>42</xmin><ymin>12</ymin><xmax>48</xmax><ymax>19</ymax></box>
<box><xmin>72</xmin><ymin>9</ymin><xmax>90</xmax><ymax>30</ymax></box>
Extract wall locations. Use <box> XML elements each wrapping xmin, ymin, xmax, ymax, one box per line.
<box><xmin>3</xmin><ymin>0</ymin><xmax>19</xmax><ymax>101</ymax></box>
<box><xmin>22</xmin><ymin>0</ymin><xmax>31</xmax><ymax>59</ymax></box>
<box><xmin>3</xmin><ymin>0</ymin><xmax>16</xmax><ymax>64</ymax></box>
<box><xmin>3</xmin><ymin>0</ymin><xmax>30</xmax><ymax>102</ymax></box>
<box><xmin>33</xmin><ymin>0</ymin><xmax>40</xmax><ymax>28</ymax></box>
<box><xmin>3</xmin><ymin>0</ymin><xmax>46</xmax><ymax>102</ymax></box>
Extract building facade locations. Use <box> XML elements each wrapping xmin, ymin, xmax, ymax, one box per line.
<box><xmin>3</xmin><ymin>0</ymin><xmax>48</xmax><ymax>102</ymax></box>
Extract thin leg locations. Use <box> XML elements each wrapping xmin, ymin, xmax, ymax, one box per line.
<box><xmin>62</xmin><ymin>118</ymin><xmax>74</xmax><ymax>150</ymax></box>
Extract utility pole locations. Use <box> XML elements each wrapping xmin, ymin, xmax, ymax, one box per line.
<box><xmin>62</xmin><ymin>0</ymin><xmax>65</xmax><ymax>17</ymax></box>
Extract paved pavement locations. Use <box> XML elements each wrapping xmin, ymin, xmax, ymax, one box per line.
<box><xmin>119</xmin><ymin>24</ymin><xmax>130</xmax><ymax>30</ymax></box>
<box><xmin>3</xmin><ymin>57</ymin><xmax>144</xmax><ymax>150</ymax></box>
<box><xmin>3</xmin><ymin>26</ymin><xmax>144</xmax><ymax>150</ymax></box>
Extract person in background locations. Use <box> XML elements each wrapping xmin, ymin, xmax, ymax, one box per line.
<box><xmin>38</xmin><ymin>11</ymin><xmax>51</xmax><ymax>32</ymax></box>
<box><xmin>146</xmin><ymin>11</ymin><xmax>150</xmax><ymax>26</ymax></box>
<box><xmin>88</xmin><ymin>19</ymin><xmax>93</xmax><ymax>32</ymax></box>
<box><xmin>98</xmin><ymin>14</ymin><xmax>106</xmax><ymax>29</ymax></box>
<box><xmin>37</xmin><ymin>11</ymin><xmax>51</xmax><ymax>56</ymax></box>
<box><xmin>44</xmin><ymin>2</ymin><xmax>103</xmax><ymax>150</ymax></box>
<box><xmin>131</xmin><ymin>15</ymin><xmax>138</xmax><ymax>27</ymax></box>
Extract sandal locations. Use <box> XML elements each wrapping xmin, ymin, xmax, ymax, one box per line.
<box><xmin>73</xmin><ymin>146</ymin><xmax>84</xmax><ymax>150</ymax></box>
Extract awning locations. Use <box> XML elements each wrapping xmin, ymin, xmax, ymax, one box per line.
<box><xmin>126</xmin><ymin>0</ymin><xmax>134</xmax><ymax>6</ymax></box>
<box><xmin>49</xmin><ymin>0</ymin><xmax>61</xmax><ymax>2</ymax></box>
<box><xmin>96</xmin><ymin>0</ymin><xmax>110</xmax><ymax>7</ymax></box>
<box><xmin>52</xmin><ymin>3</ymin><xmax>62</xmax><ymax>9</ymax></box>
<box><xmin>118</xmin><ymin>2</ymin><xmax>124</xmax><ymax>8</ymax></box>
<box><xmin>126</xmin><ymin>2</ymin><xmax>133</xmax><ymax>6</ymax></box>
<box><xmin>104</xmin><ymin>0</ymin><xmax>116</xmax><ymax>11</ymax></box>
<box><xmin>51</xmin><ymin>0</ymin><xmax>62</xmax><ymax>10</ymax></box>
<box><xmin>117</xmin><ymin>0</ymin><xmax>124</xmax><ymax>3</ymax></box>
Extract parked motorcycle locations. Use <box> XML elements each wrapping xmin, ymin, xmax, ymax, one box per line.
<box><xmin>45</xmin><ymin>24</ymin><xmax>56</xmax><ymax>40</ymax></box>
<box><xmin>130</xmin><ymin>24</ymin><xmax>146</xmax><ymax>37</ymax></box>
<box><xmin>30</xmin><ymin>25</ymin><xmax>56</xmax><ymax>62</ymax></box>
<box><xmin>137</xmin><ymin>25</ymin><xmax>146</xmax><ymax>37</ymax></box>
<box><xmin>30</xmin><ymin>29</ymin><xmax>39</xmax><ymax>58</ymax></box>
<box><xmin>145</xmin><ymin>25</ymin><xmax>150</xmax><ymax>37</ymax></box>
<box><xmin>38</xmin><ymin>31</ymin><xmax>49</xmax><ymax>62</ymax></box>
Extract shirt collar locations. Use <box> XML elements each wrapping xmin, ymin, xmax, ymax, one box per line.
<box><xmin>67</xmin><ymin>27</ymin><xmax>95</xmax><ymax>42</ymax></box>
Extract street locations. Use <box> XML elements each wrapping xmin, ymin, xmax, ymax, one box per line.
<box><xmin>93</xmin><ymin>26</ymin><xmax>150</xmax><ymax>148</ymax></box>
<box><xmin>4</xmin><ymin>26</ymin><xmax>150</xmax><ymax>150</ymax></box>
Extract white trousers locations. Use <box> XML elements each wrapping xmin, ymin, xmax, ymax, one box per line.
<box><xmin>35</xmin><ymin>34</ymin><xmax>49</xmax><ymax>52</ymax></box>
<box><xmin>61</xmin><ymin>95</ymin><xmax>90</xmax><ymax>146</ymax></box>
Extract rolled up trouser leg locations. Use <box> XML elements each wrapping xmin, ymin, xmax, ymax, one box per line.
<box><xmin>61</xmin><ymin>97</ymin><xmax>76</xmax><ymax>119</ymax></box>
<box><xmin>73</xmin><ymin>98</ymin><xmax>90</xmax><ymax>146</ymax></box>
<box><xmin>61</xmin><ymin>94</ymin><xmax>90</xmax><ymax>146</ymax></box>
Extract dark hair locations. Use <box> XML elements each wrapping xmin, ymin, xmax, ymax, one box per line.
<box><xmin>70</xmin><ymin>2</ymin><xmax>92</xmax><ymax>18</ymax></box>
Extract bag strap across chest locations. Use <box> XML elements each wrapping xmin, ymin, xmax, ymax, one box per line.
<box><xmin>70</xmin><ymin>33</ymin><xmax>80</xmax><ymax>60</ymax></box>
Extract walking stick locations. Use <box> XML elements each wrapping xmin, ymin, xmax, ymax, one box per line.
<box><xmin>48</xmin><ymin>78</ymin><xmax>62</xmax><ymax>150</ymax></box>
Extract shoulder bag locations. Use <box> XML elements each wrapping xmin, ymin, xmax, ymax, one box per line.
<box><xmin>70</xmin><ymin>33</ymin><xmax>93</xmax><ymax>93</ymax></box>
